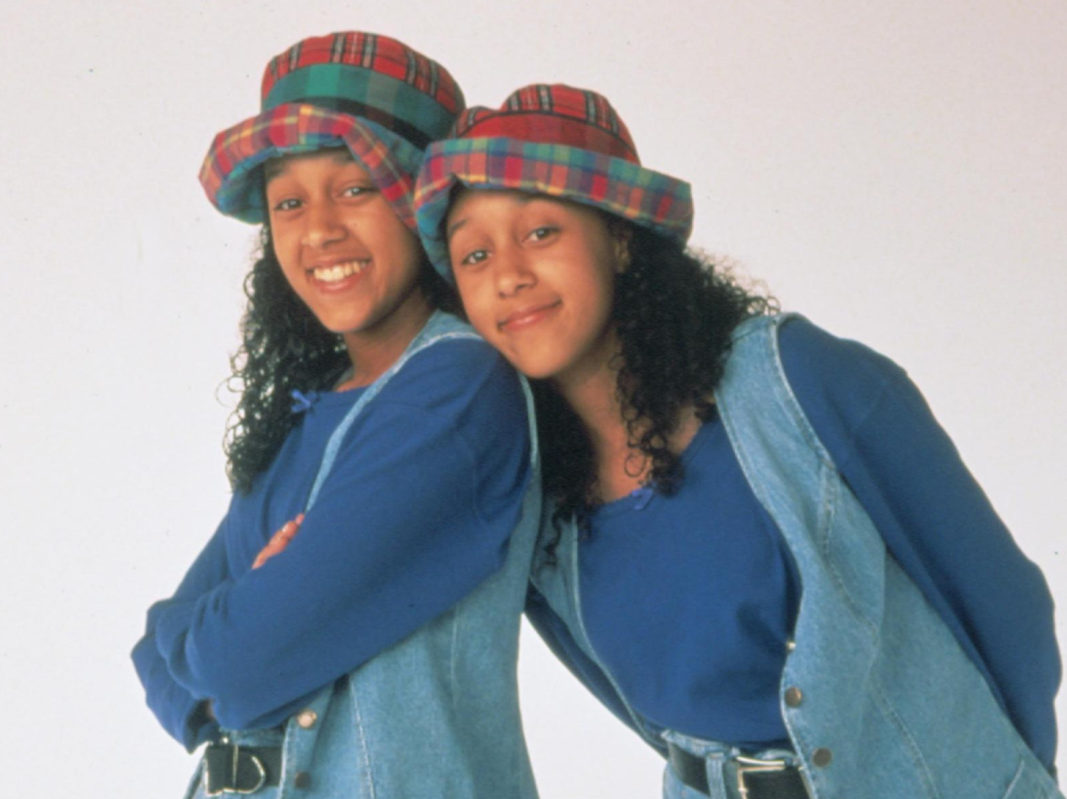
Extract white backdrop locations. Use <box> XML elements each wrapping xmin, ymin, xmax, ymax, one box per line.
<box><xmin>1</xmin><ymin>2</ymin><xmax>1064</xmax><ymax>796</ymax></box>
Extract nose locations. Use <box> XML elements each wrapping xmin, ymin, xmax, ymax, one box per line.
<box><xmin>493</xmin><ymin>248</ymin><xmax>535</xmax><ymax>297</ymax></box>
<box><xmin>301</xmin><ymin>201</ymin><xmax>346</xmax><ymax>248</ymax></box>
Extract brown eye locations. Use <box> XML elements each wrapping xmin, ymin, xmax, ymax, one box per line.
<box><xmin>271</xmin><ymin>198</ymin><xmax>301</xmax><ymax>212</ymax></box>
<box><xmin>459</xmin><ymin>249</ymin><xmax>489</xmax><ymax>267</ymax></box>
<box><xmin>526</xmin><ymin>226</ymin><xmax>557</xmax><ymax>242</ymax></box>
<box><xmin>341</xmin><ymin>185</ymin><xmax>375</xmax><ymax>198</ymax></box>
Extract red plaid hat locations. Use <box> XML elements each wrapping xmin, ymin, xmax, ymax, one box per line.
<box><xmin>200</xmin><ymin>32</ymin><xmax>464</xmax><ymax>230</ymax></box>
<box><xmin>414</xmin><ymin>84</ymin><xmax>693</xmax><ymax>276</ymax></box>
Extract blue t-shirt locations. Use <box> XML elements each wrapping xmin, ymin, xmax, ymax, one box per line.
<box><xmin>528</xmin><ymin>316</ymin><xmax>1059</xmax><ymax>769</ymax></box>
<box><xmin>132</xmin><ymin>337</ymin><xmax>531</xmax><ymax>750</ymax></box>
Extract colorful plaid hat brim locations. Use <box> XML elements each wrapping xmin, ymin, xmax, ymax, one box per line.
<box><xmin>414</xmin><ymin>137</ymin><xmax>694</xmax><ymax>279</ymax></box>
<box><xmin>200</xmin><ymin>103</ymin><xmax>423</xmax><ymax>229</ymax></box>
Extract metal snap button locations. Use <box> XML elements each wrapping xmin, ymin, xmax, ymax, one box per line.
<box><xmin>783</xmin><ymin>686</ymin><xmax>803</xmax><ymax>707</ymax></box>
<box><xmin>293</xmin><ymin>771</ymin><xmax>312</xmax><ymax>789</ymax></box>
<box><xmin>812</xmin><ymin>747</ymin><xmax>832</xmax><ymax>767</ymax></box>
<box><xmin>296</xmin><ymin>709</ymin><xmax>318</xmax><ymax>729</ymax></box>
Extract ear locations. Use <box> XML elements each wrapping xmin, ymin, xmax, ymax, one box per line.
<box><xmin>610</xmin><ymin>223</ymin><xmax>633</xmax><ymax>273</ymax></box>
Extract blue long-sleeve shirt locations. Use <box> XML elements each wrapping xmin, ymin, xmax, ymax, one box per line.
<box><xmin>132</xmin><ymin>338</ymin><xmax>531</xmax><ymax>750</ymax></box>
<box><xmin>527</xmin><ymin>316</ymin><xmax>1059</xmax><ymax>769</ymax></box>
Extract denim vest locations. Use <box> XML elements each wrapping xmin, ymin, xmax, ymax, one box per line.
<box><xmin>531</xmin><ymin>314</ymin><xmax>1060</xmax><ymax>798</ymax></box>
<box><xmin>186</xmin><ymin>311</ymin><xmax>541</xmax><ymax>799</ymax></box>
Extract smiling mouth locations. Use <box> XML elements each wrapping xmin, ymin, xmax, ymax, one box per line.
<box><xmin>498</xmin><ymin>301</ymin><xmax>561</xmax><ymax>331</ymax></box>
<box><xmin>310</xmin><ymin>259</ymin><xmax>369</xmax><ymax>283</ymax></box>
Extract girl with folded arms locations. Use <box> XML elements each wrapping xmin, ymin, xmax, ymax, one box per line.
<box><xmin>132</xmin><ymin>33</ymin><xmax>540</xmax><ymax>798</ymax></box>
<box><xmin>414</xmin><ymin>84</ymin><xmax>1061</xmax><ymax>798</ymax></box>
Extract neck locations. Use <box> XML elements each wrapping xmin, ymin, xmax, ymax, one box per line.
<box><xmin>553</xmin><ymin>352</ymin><xmax>644</xmax><ymax>502</ymax></box>
<box><xmin>339</xmin><ymin>291</ymin><xmax>434</xmax><ymax>389</ymax></box>
<box><xmin>556</xmin><ymin>368</ymin><xmax>627</xmax><ymax>449</ymax></box>
<box><xmin>553</xmin><ymin>346</ymin><xmax>704</xmax><ymax>503</ymax></box>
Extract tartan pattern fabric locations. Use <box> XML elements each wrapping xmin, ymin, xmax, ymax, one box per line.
<box><xmin>453</xmin><ymin>84</ymin><xmax>637</xmax><ymax>162</ymax></box>
<box><xmin>201</xmin><ymin>104</ymin><xmax>422</xmax><ymax>227</ymax></box>
<box><xmin>200</xmin><ymin>31</ymin><xmax>463</xmax><ymax>228</ymax></box>
<box><xmin>453</xmin><ymin>113</ymin><xmax>635</xmax><ymax>162</ymax></box>
<box><xmin>416</xmin><ymin>137</ymin><xmax>693</xmax><ymax>277</ymax></box>
<box><xmin>414</xmin><ymin>85</ymin><xmax>693</xmax><ymax>279</ymax></box>
<box><xmin>262</xmin><ymin>32</ymin><xmax>462</xmax><ymax>118</ymax></box>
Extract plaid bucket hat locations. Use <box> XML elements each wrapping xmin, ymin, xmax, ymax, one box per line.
<box><xmin>414</xmin><ymin>83</ymin><xmax>693</xmax><ymax>277</ymax></box>
<box><xmin>200</xmin><ymin>32</ymin><xmax>464</xmax><ymax>230</ymax></box>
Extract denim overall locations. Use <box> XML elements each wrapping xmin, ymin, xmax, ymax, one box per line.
<box><xmin>530</xmin><ymin>314</ymin><xmax>1061</xmax><ymax>798</ymax></box>
<box><xmin>185</xmin><ymin>311</ymin><xmax>541</xmax><ymax>798</ymax></box>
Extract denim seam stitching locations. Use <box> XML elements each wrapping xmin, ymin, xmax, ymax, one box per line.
<box><xmin>1001</xmin><ymin>759</ymin><xmax>1025</xmax><ymax>798</ymax></box>
<box><xmin>449</xmin><ymin>606</ymin><xmax>461</xmax><ymax>710</ymax></box>
<box><xmin>869</xmin><ymin>671</ymin><xmax>940</xmax><ymax>798</ymax></box>
<box><xmin>348</xmin><ymin>683</ymin><xmax>378</xmax><ymax>799</ymax></box>
<box><xmin>818</xmin><ymin>465</ymin><xmax>879</xmax><ymax>639</ymax></box>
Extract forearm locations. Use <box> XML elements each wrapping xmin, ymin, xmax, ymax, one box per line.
<box><xmin>132</xmin><ymin>634</ymin><xmax>219</xmax><ymax>750</ymax></box>
<box><xmin>132</xmin><ymin>518</ymin><xmax>232</xmax><ymax>745</ymax></box>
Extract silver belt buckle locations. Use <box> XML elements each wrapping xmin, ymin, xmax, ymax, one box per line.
<box><xmin>735</xmin><ymin>754</ymin><xmax>789</xmax><ymax>799</ymax></box>
<box><xmin>203</xmin><ymin>742</ymin><xmax>268</xmax><ymax>796</ymax></box>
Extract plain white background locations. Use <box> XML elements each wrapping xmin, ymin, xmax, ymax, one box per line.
<box><xmin>1</xmin><ymin>2</ymin><xmax>1063</xmax><ymax>796</ymax></box>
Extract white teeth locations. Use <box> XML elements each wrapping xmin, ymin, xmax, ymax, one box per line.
<box><xmin>312</xmin><ymin>260</ymin><xmax>367</xmax><ymax>282</ymax></box>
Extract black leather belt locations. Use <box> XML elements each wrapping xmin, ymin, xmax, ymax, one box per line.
<box><xmin>203</xmin><ymin>742</ymin><xmax>282</xmax><ymax>795</ymax></box>
<box><xmin>667</xmin><ymin>742</ymin><xmax>809</xmax><ymax>798</ymax></box>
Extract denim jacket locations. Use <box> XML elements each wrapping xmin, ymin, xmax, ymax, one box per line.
<box><xmin>185</xmin><ymin>312</ymin><xmax>541</xmax><ymax>799</ymax></box>
<box><xmin>530</xmin><ymin>314</ymin><xmax>1061</xmax><ymax>798</ymax></box>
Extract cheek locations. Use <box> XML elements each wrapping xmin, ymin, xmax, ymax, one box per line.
<box><xmin>456</xmin><ymin>279</ymin><xmax>496</xmax><ymax>335</ymax></box>
<box><xmin>571</xmin><ymin>261</ymin><xmax>616</xmax><ymax>322</ymax></box>
<box><xmin>275</xmin><ymin>253</ymin><xmax>307</xmax><ymax>296</ymax></box>
<box><xmin>377</xmin><ymin>224</ymin><xmax>423</xmax><ymax>280</ymax></box>
<box><xmin>268</xmin><ymin>225</ymin><xmax>300</xmax><ymax>272</ymax></box>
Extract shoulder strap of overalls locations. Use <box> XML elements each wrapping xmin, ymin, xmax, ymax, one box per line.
<box><xmin>714</xmin><ymin>311</ymin><xmax>887</xmax><ymax>622</ymax></box>
<box><xmin>303</xmin><ymin>311</ymin><xmax>483</xmax><ymax>512</ymax></box>
<box><xmin>714</xmin><ymin>311</ymin><xmax>833</xmax><ymax>487</ymax></box>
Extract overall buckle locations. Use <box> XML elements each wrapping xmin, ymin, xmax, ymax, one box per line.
<box><xmin>735</xmin><ymin>754</ymin><xmax>789</xmax><ymax>799</ymax></box>
<box><xmin>203</xmin><ymin>742</ymin><xmax>268</xmax><ymax>796</ymax></box>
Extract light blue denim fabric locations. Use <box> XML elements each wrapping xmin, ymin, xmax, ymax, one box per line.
<box><xmin>531</xmin><ymin>313</ymin><xmax>1061</xmax><ymax>798</ymax></box>
<box><xmin>185</xmin><ymin>311</ymin><xmax>541</xmax><ymax>798</ymax></box>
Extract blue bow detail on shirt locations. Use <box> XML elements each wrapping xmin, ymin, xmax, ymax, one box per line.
<box><xmin>632</xmin><ymin>485</ymin><xmax>655</xmax><ymax>510</ymax></box>
<box><xmin>290</xmin><ymin>389</ymin><xmax>320</xmax><ymax>414</ymax></box>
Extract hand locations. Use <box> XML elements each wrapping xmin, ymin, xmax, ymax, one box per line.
<box><xmin>252</xmin><ymin>514</ymin><xmax>304</xmax><ymax>570</ymax></box>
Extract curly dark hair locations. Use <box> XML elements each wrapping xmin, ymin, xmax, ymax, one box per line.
<box><xmin>223</xmin><ymin>227</ymin><xmax>458</xmax><ymax>493</ymax></box>
<box><xmin>536</xmin><ymin>221</ymin><xmax>776</xmax><ymax>533</ymax></box>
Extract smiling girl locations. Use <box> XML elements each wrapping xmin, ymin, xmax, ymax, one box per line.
<box><xmin>414</xmin><ymin>84</ymin><xmax>1062</xmax><ymax>798</ymax></box>
<box><xmin>131</xmin><ymin>34</ymin><xmax>540</xmax><ymax>798</ymax></box>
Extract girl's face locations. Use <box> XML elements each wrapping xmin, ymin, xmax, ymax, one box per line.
<box><xmin>265</xmin><ymin>149</ymin><xmax>426</xmax><ymax>349</ymax></box>
<box><xmin>446</xmin><ymin>190</ymin><xmax>626</xmax><ymax>385</ymax></box>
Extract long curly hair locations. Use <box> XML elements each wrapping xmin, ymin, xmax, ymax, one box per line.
<box><xmin>536</xmin><ymin>221</ymin><xmax>776</xmax><ymax>533</ymax></box>
<box><xmin>223</xmin><ymin>227</ymin><xmax>457</xmax><ymax>493</ymax></box>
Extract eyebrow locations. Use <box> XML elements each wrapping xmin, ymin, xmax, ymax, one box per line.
<box><xmin>445</xmin><ymin>217</ymin><xmax>468</xmax><ymax>239</ymax></box>
<box><xmin>263</xmin><ymin>149</ymin><xmax>354</xmax><ymax>183</ymax></box>
<box><xmin>446</xmin><ymin>192</ymin><xmax>539</xmax><ymax>240</ymax></box>
<box><xmin>263</xmin><ymin>159</ymin><xmax>286</xmax><ymax>183</ymax></box>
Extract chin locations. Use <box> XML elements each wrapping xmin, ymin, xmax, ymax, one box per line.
<box><xmin>503</xmin><ymin>353</ymin><xmax>565</xmax><ymax>381</ymax></box>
